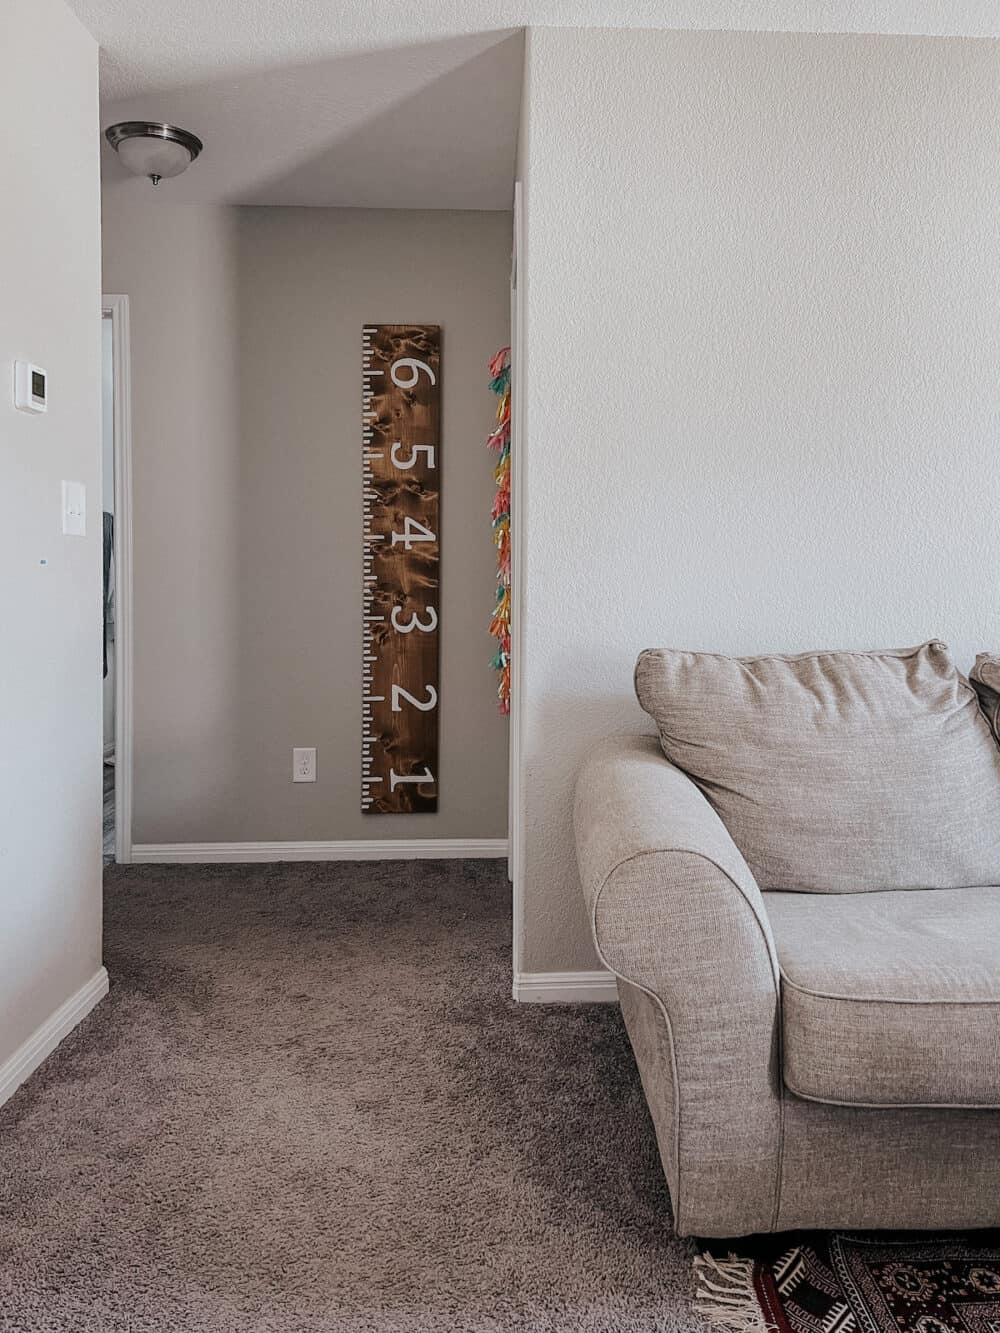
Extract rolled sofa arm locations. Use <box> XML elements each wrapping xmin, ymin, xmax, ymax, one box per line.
<box><xmin>574</xmin><ymin>735</ymin><xmax>782</xmax><ymax>1237</ymax></box>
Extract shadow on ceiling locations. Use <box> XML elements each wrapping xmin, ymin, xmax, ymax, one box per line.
<box><xmin>99</xmin><ymin>30</ymin><xmax>525</xmax><ymax>211</ymax></box>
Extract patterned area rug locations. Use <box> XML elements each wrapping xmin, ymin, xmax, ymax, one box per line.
<box><xmin>695</xmin><ymin>1234</ymin><xmax>1000</xmax><ymax>1333</ymax></box>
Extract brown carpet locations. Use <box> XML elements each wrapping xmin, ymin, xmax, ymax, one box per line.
<box><xmin>0</xmin><ymin>860</ymin><xmax>699</xmax><ymax>1332</ymax></box>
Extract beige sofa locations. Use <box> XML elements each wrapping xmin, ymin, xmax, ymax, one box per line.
<box><xmin>574</xmin><ymin>643</ymin><xmax>1000</xmax><ymax>1238</ymax></box>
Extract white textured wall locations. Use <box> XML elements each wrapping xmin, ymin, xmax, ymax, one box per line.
<box><xmin>0</xmin><ymin>0</ymin><xmax>103</xmax><ymax>1058</ymax></box>
<box><xmin>518</xmin><ymin>26</ymin><xmax>1000</xmax><ymax>972</ymax></box>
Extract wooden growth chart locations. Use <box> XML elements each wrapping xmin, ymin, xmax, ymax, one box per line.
<box><xmin>362</xmin><ymin>324</ymin><xmax>441</xmax><ymax>813</ymax></box>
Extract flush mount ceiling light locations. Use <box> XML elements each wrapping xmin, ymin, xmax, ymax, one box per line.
<box><xmin>104</xmin><ymin>122</ymin><xmax>203</xmax><ymax>186</ymax></box>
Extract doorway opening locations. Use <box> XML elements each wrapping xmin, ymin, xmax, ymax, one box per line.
<box><xmin>101</xmin><ymin>295</ymin><xmax>133</xmax><ymax>864</ymax></box>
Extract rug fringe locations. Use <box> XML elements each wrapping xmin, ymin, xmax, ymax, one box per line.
<box><xmin>693</xmin><ymin>1252</ymin><xmax>771</xmax><ymax>1333</ymax></box>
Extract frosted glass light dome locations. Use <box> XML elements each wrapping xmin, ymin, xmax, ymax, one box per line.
<box><xmin>105</xmin><ymin>122</ymin><xmax>203</xmax><ymax>185</ymax></box>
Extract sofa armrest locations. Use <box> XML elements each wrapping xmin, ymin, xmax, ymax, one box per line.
<box><xmin>575</xmin><ymin>734</ymin><xmax>778</xmax><ymax>973</ymax></box>
<box><xmin>574</xmin><ymin>735</ymin><xmax>782</xmax><ymax>1236</ymax></box>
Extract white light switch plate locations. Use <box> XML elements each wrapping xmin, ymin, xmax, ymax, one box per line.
<box><xmin>61</xmin><ymin>480</ymin><xmax>86</xmax><ymax>537</ymax></box>
<box><xmin>293</xmin><ymin>747</ymin><xmax>316</xmax><ymax>782</ymax></box>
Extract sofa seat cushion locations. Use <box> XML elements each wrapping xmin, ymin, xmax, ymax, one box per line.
<box><xmin>765</xmin><ymin>887</ymin><xmax>1000</xmax><ymax>1107</ymax></box>
<box><xmin>634</xmin><ymin>641</ymin><xmax>1000</xmax><ymax>893</ymax></box>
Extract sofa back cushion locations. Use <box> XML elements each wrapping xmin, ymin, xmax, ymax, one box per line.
<box><xmin>634</xmin><ymin>641</ymin><xmax>1000</xmax><ymax>893</ymax></box>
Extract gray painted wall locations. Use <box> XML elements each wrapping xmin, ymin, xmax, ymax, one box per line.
<box><xmin>1</xmin><ymin>0</ymin><xmax>103</xmax><ymax>1063</ymax></box>
<box><xmin>518</xmin><ymin>26</ymin><xmax>1000</xmax><ymax>973</ymax></box>
<box><xmin>101</xmin><ymin>199</ymin><xmax>511</xmax><ymax>844</ymax></box>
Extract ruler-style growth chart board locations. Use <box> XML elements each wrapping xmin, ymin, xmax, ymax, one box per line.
<box><xmin>362</xmin><ymin>324</ymin><xmax>441</xmax><ymax>814</ymax></box>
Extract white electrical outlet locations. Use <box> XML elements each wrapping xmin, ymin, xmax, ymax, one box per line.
<box><xmin>293</xmin><ymin>747</ymin><xmax>316</xmax><ymax>782</ymax></box>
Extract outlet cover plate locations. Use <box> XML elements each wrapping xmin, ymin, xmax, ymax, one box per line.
<box><xmin>61</xmin><ymin>480</ymin><xmax>86</xmax><ymax>537</ymax></box>
<box><xmin>293</xmin><ymin>747</ymin><xmax>316</xmax><ymax>782</ymax></box>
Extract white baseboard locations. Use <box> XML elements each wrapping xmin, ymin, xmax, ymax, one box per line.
<box><xmin>130</xmin><ymin>838</ymin><xmax>509</xmax><ymax>864</ymax></box>
<box><xmin>0</xmin><ymin>967</ymin><xmax>109</xmax><ymax>1109</ymax></box>
<box><xmin>513</xmin><ymin>969</ymin><xmax>619</xmax><ymax>1003</ymax></box>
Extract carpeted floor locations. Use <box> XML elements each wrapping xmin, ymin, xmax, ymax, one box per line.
<box><xmin>0</xmin><ymin>860</ymin><xmax>701</xmax><ymax>1332</ymax></box>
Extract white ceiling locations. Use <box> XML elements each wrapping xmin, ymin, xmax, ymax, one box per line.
<box><xmin>91</xmin><ymin>32</ymin><xmax>526</xmax><ymax>209</ymax></box>
<box><xmin>68</xmin><ymin>0</ymin><xmax>1000</xmax><ymax>209</ymax></box>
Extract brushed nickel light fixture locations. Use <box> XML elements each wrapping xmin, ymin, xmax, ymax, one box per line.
<box><xmin>104</xmin><ymin>122</ymin><xmax>203</xmax><ymax>186</ymax></box>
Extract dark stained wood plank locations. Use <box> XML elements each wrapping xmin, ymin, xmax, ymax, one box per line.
<box><xmin>362</xmin><ymin>325</ymin><xmax>441</xmax><ymax>813</ymax></box>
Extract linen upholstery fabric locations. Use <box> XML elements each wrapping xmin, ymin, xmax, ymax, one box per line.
<box><xmin>634</xmin><ymin>641</ymin><xmax>1000</xmax><ymax>893</ymax></box>
<box><xmin>574</xmin><ymin>735</ymin><xmax>782</xmax><ymax>1236</ymax></box>
<box><xmin>776</xmin><ymin>1097</ymin><xmax>1000</xmax><ymax>1232</ymax></box>
<box><xmin>971</xmin><ymin>653</ymin><xmax>1000</xmax><ymax>743</ymax></box>
<box><xmin>616</xmin><ymin>979</ymin><xmax>679</xmax><ymax>1204</ymax></box>
<box><xmin>766</xmin><ymin>887</ymin><xmax>1000</xmax><ymax>1107</ymax></box>
<box><xmin>575</xmin><ymin>736</ymin><xmax>1000</xmax><ymax>1235</ymax></box>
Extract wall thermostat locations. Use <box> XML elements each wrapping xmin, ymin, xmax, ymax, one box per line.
<box><xmin>14</xmin><ymin>361</ymin><xmax>48</xmax><ymax>414</ymax></box>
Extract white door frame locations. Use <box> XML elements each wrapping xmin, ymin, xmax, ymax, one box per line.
<box><xmin>509</xmin><ymin>184</ymin><xmax>526</xmax><ymax>990</ymax></box>
<box><xmin>102</xmin><ymin>294</ymin><xmax>134</xmax><ymax>863</ymax></box>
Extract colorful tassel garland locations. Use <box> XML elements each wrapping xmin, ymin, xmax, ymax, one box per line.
<box><xmin>486</xmin><ymin>347</ymin><xmax>511</xmax><ymax>715</ymax></box>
